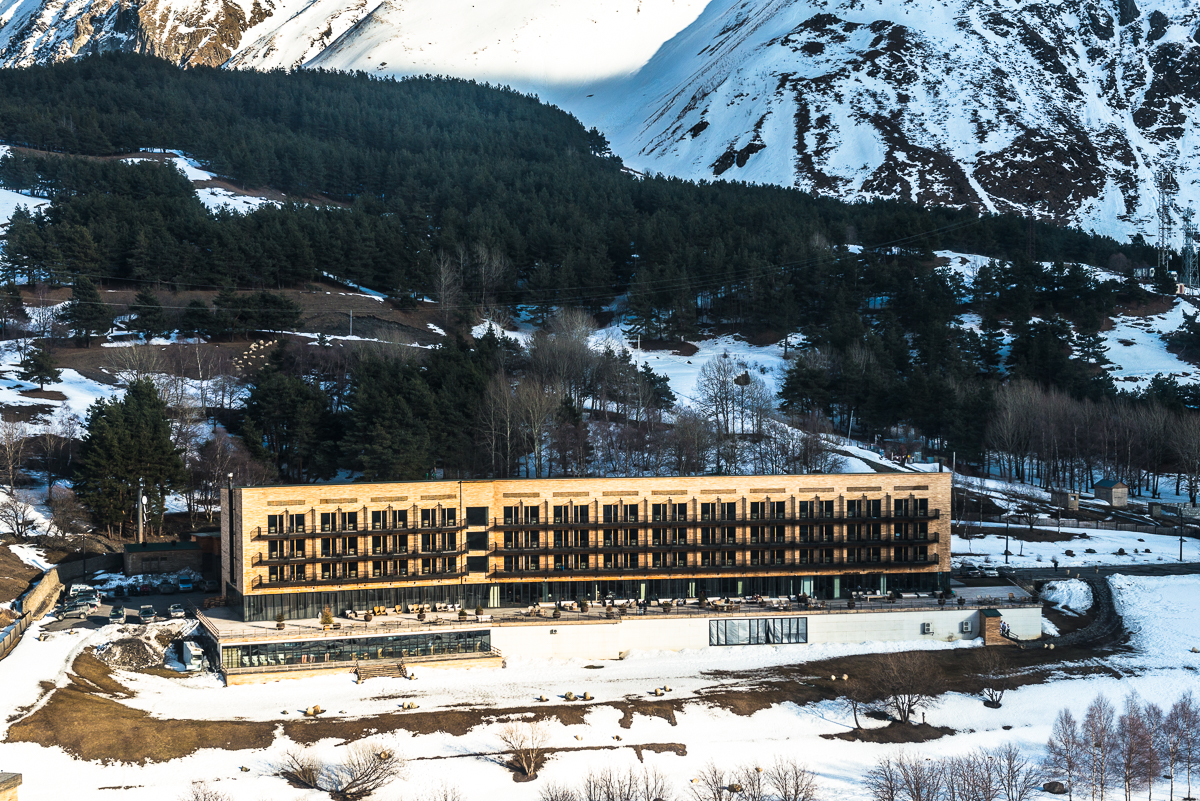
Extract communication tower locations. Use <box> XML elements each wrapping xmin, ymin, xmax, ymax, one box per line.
<box><xmin>1156</xmin><ymin>168</ymin><xmax>1175</xmax><ymax>279</ymax></box>
<box><xmin>1183</xmin><ymin>206</ymin><xmax>1199</xmax><ymax>289</ymax></box>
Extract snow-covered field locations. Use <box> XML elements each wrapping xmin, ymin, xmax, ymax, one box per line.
<box><xmin>0</xmin><ymin>572</ymin><xmax>1193</xmax><ymax>800</ymax></box>
<box><xmin>952</xmin><ymin>522</ymin><xmax>1200</xmax><ymax>568</ymax></box>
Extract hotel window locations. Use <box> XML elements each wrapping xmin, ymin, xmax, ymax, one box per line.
<box><xmin>852</xmin><ymin>499</ymin><xmax>881</xmax><ymax>518</ymax></box>
<box><xmin>769</xmin><ymin>526</ymin><xmax>786</xmax><ymax>543</ymax></box>
<box><xmin>320</xmin><ymin>512</ymin><xmax>335</xmax><ymax>532</ymax></box>
<box><xmin>267</xmin><ymin>514</ymin><xmax>284</xmax><ymax>533</ymax></box>
<box><xmin>817</xmin><ymin>525</ymin><xmax>835</xmax><ymax>542</ymax></box>
<box><xmin>797</xmin><ymin>501</ymin><xmax>812</xmax><ymax>519</ymax></box>
<box><xmin>700</xmin><ymin>527</ymin><xmax>716</xmax><ymax>545</ymax></box>
<box><xmin>652</xmin><ymin>503</ymin><xmax>687</xmax><ymax>521</ymax></box>
<box><xmin>603</xmin><ymin>504</ymin><xmax>618</xmax><ymax>523</ymax></box>
<box><xmin>341</xmin><ymin>512</ymin><xmax>358</xmax><ymax>531</ymax></box>
<box><xmin>554</xmin><ymin>505</ymin><xmax>590</xmax><ymax>524</ymax></box>
<box><xmin>722</xmin><ymin>527</ymin><xmax>736</xmax><ymax>544</ymax></box>
<box><xmin>700</xmin><ymin>502</ymin><xmax>736</xmax><ymax>521</ymax></box>
<box><xmin>818</xmin><ymin>500</ymin><xmax>834</xmax><ymax>518</ymax></box>
<box><xmin>750</xmin><ymin>501</ymin><xmax>785</xmax><ymax>519</ymax></box>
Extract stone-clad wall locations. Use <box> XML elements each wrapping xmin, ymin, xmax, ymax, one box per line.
<box><xmin>225</xmin><ymin>473</ymin><xmax>952</xmax><ymax>600</ymax></box>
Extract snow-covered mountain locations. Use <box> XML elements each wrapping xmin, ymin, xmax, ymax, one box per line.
<box><xmin>2</xmin><ymin>0</ymin><xmax>1199</xmax><ymax>239</ymax></box>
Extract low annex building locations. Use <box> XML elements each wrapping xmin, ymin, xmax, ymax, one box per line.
<box><xmin>220</xmin><ymin>473</ymin><xmax>952</xmax><ymax>621</ymax></box>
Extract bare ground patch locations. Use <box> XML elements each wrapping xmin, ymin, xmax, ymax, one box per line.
<box><xmin>823</xmin><ymin>722</ymin><xmax>955</xmax><ymax>743</ymax></box>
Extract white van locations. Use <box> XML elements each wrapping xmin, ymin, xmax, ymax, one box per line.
<box><xmin>181</xmin><ymin>641</ymin><xmax>207</xmax><ymax>672</ymax></box>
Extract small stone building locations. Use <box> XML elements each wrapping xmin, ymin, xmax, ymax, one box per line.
<box><xmin>0</xmin><ymin>772</ymin><xmax>21</xmax><ymax>801</ymax></box>
<box><xmin>1049</xmin><ymin>488</ymin><xmax>1079</xmax><ymax>511</ymax></box>
<box><xmin>124</xmin><ymin>541</ymin><xmax>202</xmax><ymax>576</ymax></box>
<box><xmin>1093</xmin><ymin>479</ymin><xmax>1128</xmax><ymax>508</ymax></box>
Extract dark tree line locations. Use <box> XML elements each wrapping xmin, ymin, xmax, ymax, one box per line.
<box><xmin>0</xmin><ymin>54</ymin><xmax>1155</xmax><ymax>325</ymax></box>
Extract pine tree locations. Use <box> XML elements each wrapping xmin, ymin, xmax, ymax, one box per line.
<box><xmin>62</xmin><ymin>277</ymin><xmax>113</xmax><ymax>347</ymax></box>
<box><xmin>74</xmin><ymin>379</ymin><xmax>185</xmax><ymax>537</ymax></box>
<box><xmin>179</xmin><ymin>299</ymin><xmax>213</xmax><ymax>339</ymax></box>
<box><xmin>129</xmin><ymin>288</ymin><xmax>167</xmax><ymax>340</ymax></box>
<box><xmin>18</xmin><ymin>341</ymin><xmax>61</xmax><ymax>390</ymax></box>
<box><xmin>0</xmin><ymin>283</ymin><xmax>28</xmax><ymax>338</ymax></box>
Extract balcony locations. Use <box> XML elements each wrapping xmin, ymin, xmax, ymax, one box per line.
<box><xmin>251</xmin><ymin>569</ymin><xmax>466</xmax><ymax>589</ymax></box>
<box><xmin>490</xmin><ymin>558</ymin><xmax>849</xmax><ymax>578</ymax></box>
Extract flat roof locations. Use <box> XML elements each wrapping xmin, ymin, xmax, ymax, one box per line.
<box><xmin>125</xmin><ymin>541</ymin><xmax>201</xmax><ymax>552</ymax></box>
<box><xmin>232</xmin><ymin>472</ymin><xmax>943</xmax><ymax>491</ymax></box>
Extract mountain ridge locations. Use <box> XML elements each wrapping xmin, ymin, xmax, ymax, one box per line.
<box><xmin>1</xmin><ymin>0</ymin><xmax>1198</xmax><ymax>241</ymax></box>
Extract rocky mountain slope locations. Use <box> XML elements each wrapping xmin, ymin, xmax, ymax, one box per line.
<box><xmin>1</xmin><ymin>0</ymin><xmax>1198</xmax><ymax>239</ymax></box>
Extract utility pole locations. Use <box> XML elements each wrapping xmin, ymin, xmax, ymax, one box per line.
<box><xmin>349</xmin><ymin>309</ymin><xmax>353</xmax><ymax>338</ymax></box>
<box><xmin>136</xmin><ymin>478</ymin><xmax>145</xmax><ymax>544</ymax></box>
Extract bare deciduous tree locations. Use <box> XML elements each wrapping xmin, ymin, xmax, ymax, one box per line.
<box><xmin>874</xmin><ymin>650</ymin><xmax>944</xmax><ymax>724</ymax></box>
<box><xmin>689</xmin><ymin>762</ymin><xmax>734</xmax><ymax>801</ymax></box>
<box><xmin>765</xmin><ymin>758</ymin><xmax>821</xmax><ymax>801</ymax></box>
<box><xmin>279</xmin><ymin>747</ymin><xmax>322</xmax><ymax>790</ymax></box>
<box><xmin>1082</xmin><ymin>694</ymin><xmax>1118</xmax><ymax>801</ymax></box>
<box><xmin>994</xmin><ymin>742</ymin><xmax>1040</xmax><ymax>801</ymax></box>
<box><xmin>974</xmin><ymin>646</ymin><xmax>1014</xmax><ymax>708</ymax></box>
<box><xmin>1045</xmin><ymin>707</ymin><xmax>1083</xmax><ymax>801</ymax></box>
<box><xmin>498</xmin><ymin>720</ymin><xmax>549</xmax><ymax>778</ymax></box>
<box><xmin>326</xmin><ymin>744</ymin><xmax>406</xmax><ymax>801</ymax></box>
<box><xmin>0</xmin><ymin>488</ymin><xmax>37</xmax><ymax>537</ymax></box>
<box><xmin>278</xmin><ymin>744</ymin><xmax>404</xmax><ymax>801</ymax></box>
<box><xmin>0</xmin><ymin>419</ymin><xmax>29</xmax><ymax>490</ymax></box>
<box><xmin>178</xmin><ymin>782</ymin><xmax>230</xmax><ymax>801</ymax></box>
<box><xmin>540</xmin><ymin>783</ymin><xmax>582</xmax><ymax>801</ymax></box>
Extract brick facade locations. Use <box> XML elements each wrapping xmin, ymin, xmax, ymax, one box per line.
<box><xmin>221</xmin><ymin>473</ymin><xmax>952</xmax><ymax>620</ymax></box>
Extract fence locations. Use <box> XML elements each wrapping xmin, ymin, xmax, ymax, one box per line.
<box><xmin>953</xmin><ymin>517</ymin><xmax>1183</xmax><ymax>536</ymax></box>
<box><xmin>0</xmin><ymin>567</ymin><xmax>64</xmax><ymax>661</ymax></box>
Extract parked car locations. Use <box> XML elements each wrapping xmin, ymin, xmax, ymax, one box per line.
<box><xmin>980</xmin><ymin>566</ymin><xmax>1000</xmax><ymax>578</ymax></box>
<box><xmin>997</xmin><ymin>565</ymin><xmax>1017</xmax><ymax>577</ymax></box>
<box><xmin>109</xmin><ymin>606</ymin><xmax>126</xmax><ymax>624</ymax></box>
<box><xmin>158</xmin><ymin>582</ymin><xmax>179</xmax><ymax>595</ymax></box>
<box><xmin>168</xmin><ymin>604</ymin><xmax>186</xmax><ymax>619</ymax></box>
<box><xmin>177</xmin><ymin>578</ymin><xmax>194</xmax><ymax>592</ymax></box>
<box><xmin>67</xmin><ymin>584</ymin><xmax>93</xmax><ymax>598</ymax></box>
<box><xmin>201</xmin><ymin>579</ymin><xmax>219</xmax><ymax>593</ymax></box>
<box><xmin>75</xmin><ymin>591</ymin><xmax>101</xmax><ymax>607</ymax></box>
<box><xmin>136</xmin><ymin>583</ymin><xmax>156</xmax><ymax>596</ymax></box>
<box><xmin>138</xmin><ymin>604</ymin><xmax>158</xmax><ymax>623</ymax></box>
<box><xmin>114</xmin><ymin>585</ymin><xmax>129</xmax><ymax>598</ymax></box>
<box><xmin>958</xmin><ymin>562</ymin><xmax>978</xmax><ymax>577</ymax></box>
<box><xmin>55</xmin><ymin>601</ymin><xmax>96</xmax><ymax>620</ymax></box>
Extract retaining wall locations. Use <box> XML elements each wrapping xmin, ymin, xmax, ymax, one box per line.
<box><xmin>0</xmin><ymin>567</ymin><xmax>63</xmax><ymax>661</ymax></box>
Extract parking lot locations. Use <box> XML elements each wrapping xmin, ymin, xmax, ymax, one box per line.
<box><xmin>44</xmin><ymin>587</ymin><xmax>217</xmax><ymax>633</ymax></box>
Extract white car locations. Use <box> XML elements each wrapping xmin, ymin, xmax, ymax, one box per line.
<box><xmin>168</xmin><ymin>604</ymin><xmax>186</xmax><ymax>619</ymax></box>
<box><xmin>980</xmin><ymin>566</ymin><xmax>999</xmax><ymax>578</ymax></box>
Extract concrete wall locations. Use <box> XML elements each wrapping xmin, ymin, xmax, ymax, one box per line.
<box><xmin>489</xmin><ymin>606</ymin><xmax>1044</xmax><ymax>661</ymax></box>
<box><xmin>124</xmin><ymin>548</ymin><xmax>202</xmax><ymax>576</ymax></box>
<box><xmin>491</xmin><ymin>618</ymin><xmax>708</xmax><ymax>659</ymax></box>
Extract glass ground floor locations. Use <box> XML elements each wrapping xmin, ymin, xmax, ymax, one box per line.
<box><xmin>236</xmin><ymin>571</ymin><xmax>945</xmax><ymax>622</ymax></box>
<box><xmin>220</xmin><ymin>629</ymin><xmax>491</xmax><ymax>671</ymax></box>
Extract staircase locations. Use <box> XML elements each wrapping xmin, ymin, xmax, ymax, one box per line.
<box><xmin>355</xmin><ymin>660</ymin><xmax>408</xmax><ymax>683</ymax></box>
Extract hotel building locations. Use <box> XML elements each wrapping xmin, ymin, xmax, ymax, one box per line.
<box><xmin>220</xmin><ymin>472</ymin><xmax>951</xmax><ymax>623</ymax></box>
